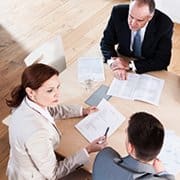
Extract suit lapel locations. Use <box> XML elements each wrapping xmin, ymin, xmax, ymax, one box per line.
<box><xmin>142</xmin><ymin>16</ymin><xmax>156</xmax><ymax>55</ymax></box>
<box><xmin>119</xmin><ymin>21</ymin><xmax>132</xmax><ymax>55</ymax></box>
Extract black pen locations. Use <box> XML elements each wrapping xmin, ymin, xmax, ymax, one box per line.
<box><xmin>104</xmin><ymin>127</ymin><xmax>110</xmax><ymax>137</ymax></box>
<box><xmin>97</xmin><ymin>127</ymin><xmax>110</xmax><ymax>144</ymax></box>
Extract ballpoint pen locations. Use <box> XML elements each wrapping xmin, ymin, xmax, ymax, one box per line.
<box><xmin>104</xmin><ymin>127</ymin><xmax>110</xmax><ymax>137</ymax></box>
<box><xmin>98</xmin><ymin>127</ymin><xmax>110</xmax><ymax>144</ymax></box>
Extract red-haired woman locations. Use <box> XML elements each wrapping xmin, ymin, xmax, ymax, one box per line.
<box><xmin>6</xmin><ymin>63</ymin><xmax>107</xmax><ymax>179</ymax></box>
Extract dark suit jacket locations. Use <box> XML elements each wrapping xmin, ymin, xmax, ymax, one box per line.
<box><xmin>92</xmin><ymin>147</ymin><xmax>175</xmax><ymax>180</ymax></box>
<box><xmin>100</xmin><ymin>4</ymin><xmax>174</xmax><ymax>74</ymax></box>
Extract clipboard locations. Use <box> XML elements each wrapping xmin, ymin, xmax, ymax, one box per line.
<box><xmin>85</xmin><ymin>85</ymin><xmax>111</xmax><ymax>106</ymax></box>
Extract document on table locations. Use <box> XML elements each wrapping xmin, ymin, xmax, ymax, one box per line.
<box><xmin>107</xmin><ymin>73</ymin><xmax>164</xmax><ymax>106</ymax></box>
<box><xmin>158</xmin><ymin>130</ymin><xmax>180</xmax><ymax>175</ymax></box>
<box><xmin>75</xmin><ymin>99</ymin><xmax>125</xmax><ymax>142</ymax></box>
<box><xmin>77</xmin><ymin>57</ymin><xmax>105</xmax><ymax>82</ymax></box>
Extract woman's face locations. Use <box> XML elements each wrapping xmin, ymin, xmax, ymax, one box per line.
<box><xmin>30</xmin><ymin>75</ymin><xmax>60</xmax><ymax>108</ymax></box>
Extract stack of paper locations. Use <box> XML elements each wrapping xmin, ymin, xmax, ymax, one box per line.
<box><xmin>77</xmin><ymin>57</ymin><xmax>105</xmax><ymax>82</ymax></box>
<box><xmin>75</xmin><ymin>99</ymin><xmax>125</xmax><ymax>142</ymax></box>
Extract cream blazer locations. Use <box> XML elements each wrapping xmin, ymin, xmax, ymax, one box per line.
<box><xmin>7</xmin><ymin>99</ymin><xmax>89</xmax><ymax>180</ymax></box>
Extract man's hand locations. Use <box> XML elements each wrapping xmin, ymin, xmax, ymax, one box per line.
<box><xmin>153</xmin><ymin>158</ymin><xmax>166</xmax><ymax>173</ymax></box>
<box><xmin>113</xmin><ymin>69</ymin><xmax>128</xmax><ymax>80</ymax></box>
<box><xmin>110</xmin><ymin>57</ymin><xmax>129</xmax><ymax>80</ymax></box>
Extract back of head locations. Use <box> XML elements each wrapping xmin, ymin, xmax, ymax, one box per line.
<box><xmin>127</xmin><ymin>112</ymin><xmax>164</xmax><ymax>161</ymax></box>
<box><xmin>6</xmin><ymin>63</ymin><xmax>59</xmax><ymax>108</ymax></box>
<box><xmin>131</xmin><ymin>0</ymin><xmax>155</xmax><ymax>14</ymax></box>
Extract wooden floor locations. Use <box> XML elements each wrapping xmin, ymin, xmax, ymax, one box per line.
<box><xmin>0</xmin><ymin>0</ymin><xmax>180</xmax><ymax>179</ymax></box>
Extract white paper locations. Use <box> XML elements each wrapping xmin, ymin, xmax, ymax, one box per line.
<box><xmin>75</xmin><ymin>99</ymin><xmax>125</xmax><ymax>142</ymax></box>
<box><xmin>158</xmin><ymin>130</ymin><xmax>180</xmax><ymax>175</ymax></box>
<box><xmin>107</xmin><ymin>73</ymin><xmax>164</xmax><ymax>106</ymax></box>
<box><xmin>77</xmin><ymin>57</ymin><xmax>105</xmax><ymax>82</ymax></box>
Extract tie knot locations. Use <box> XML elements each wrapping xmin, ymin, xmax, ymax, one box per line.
<box><xmin>136</xmin><ymin>30</ymin><xmax>141</xmax><ymax>35</ymax></box>
<box><xmin>135</xmin><ymin>30</ymin><xmax>141</xmax><ymax>40</ymax></box>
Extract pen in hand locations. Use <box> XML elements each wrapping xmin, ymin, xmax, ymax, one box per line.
<box><xmin>104</xmin><ymin>127</ymin><xmax>110</xmax><ymax>137</ymax></box>
<box><xmin>98</xmin><ymin>127</ymin><xmax>110</xmax><ymax>144</ymax></box>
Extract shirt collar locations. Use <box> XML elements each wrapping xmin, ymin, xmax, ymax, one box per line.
<box><xmin>130</xmin><ymin>22</ymin><xmax>148</xmax><ymax>50</ymax></box>
<box><xmin>25</xmin><ymin>96</ymin><xmax>55</xmax><ymax>124</ymax></box>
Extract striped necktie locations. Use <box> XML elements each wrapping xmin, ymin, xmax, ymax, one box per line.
<box><xmin>133</xmin><ymin>30</ymin><xmax>141</xmax><ymax>57</ymax></box>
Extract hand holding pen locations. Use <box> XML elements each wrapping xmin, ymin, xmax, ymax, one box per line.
<box><xmin>85</xmin><ymin>127</ymin><xmax>109</xmax><ymax>154</ymax></box>
<box><xmin>97</xmin><ymin>127</ymin><xmax>110</xmax><ymax>144</ymax></box>
<box><xmin>104</xmin><ymin>127</ymin><xmax>110</xmax><ymax>137</ymax></box>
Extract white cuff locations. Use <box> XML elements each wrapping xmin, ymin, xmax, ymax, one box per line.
<box><xmin>107</xmin><ymin>58</ymin><xmax>115</xmax><ymax>67</ymax></box>
<box><xmin>130</xmin><ymin>61</ymin><xmax>136</xmax><ymax>72</ymax></box>
<box><xmin>80</xmin><ymin>106</ymin><xmax>83</xmax><ymax>116</ymax></box>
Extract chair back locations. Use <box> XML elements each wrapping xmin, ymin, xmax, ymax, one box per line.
<box><xmin>24</xmin><ymin>35</ymin><xmax>66</xmax><ymax>73</ymax></box>
<box><xmin>2</xmin><ymin>114</ymin><xmax>11</xmax><ymax>126</ymax></box>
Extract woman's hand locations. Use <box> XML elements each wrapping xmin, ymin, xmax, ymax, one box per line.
<box><xmin>85</xmin><ymin>136</ymin><xmax>108</xmax><ymax>154</ymax></box>
<box><xmin>82</xmin><ymin>106</ymin><xmax>98</xmax><ymax>116</ymax></box>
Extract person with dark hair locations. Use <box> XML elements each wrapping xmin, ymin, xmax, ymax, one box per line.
<box><xmin>6</xmin><ymin>63</ymin><xmax>107</xmax><ymax>179</ymax></box>
<box><xmin>101</xmin><ymin>0</ymin><xmax>173</xmax><ymax>80</ymax></box>
<box><xmin>92</xmin><ymin>112</ymin><xmax>175</xmax><ymax>180</ymax></box>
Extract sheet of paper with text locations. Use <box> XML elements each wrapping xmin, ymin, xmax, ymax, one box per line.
<box><xmin>75</xmin><ymin>99</ymin><xmax>125</xmax><ymax>142</ymax></box>
<box><xmin>77</xmin><ymin>57</ymin><xmax>105</xmax><ymax>82</ymax></box>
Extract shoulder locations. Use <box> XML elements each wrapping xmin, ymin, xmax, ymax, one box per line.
<box><xmin>10</xmin><ymin>102</ymin><xmax>50</xmax><ymax>140</ymax></box>
<box><xmin>155</xmin><ymin>173</ymin><xmax>175</xmax><ymax>180</ymax></box>
<box><xmin>94</xmin><ymin>147</ymin><xmax>121</xmax><ymax>165</ymax></box>
<box><xmin>152</xmin><ymin>9</ymin><xmax>173</xmax><ymax>30</ymax></box>
<box><xmin>111</xmin><ymin>4</ymin><xmax>129</xmax><ymax>20</ymax></box>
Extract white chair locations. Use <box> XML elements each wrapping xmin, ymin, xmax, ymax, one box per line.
<box><xmin>2</xmin><ymin>114</ymin><xmax>11</xmax><ymax>126</ymax></box>
<box><xmin>24</xmin><ymin>35</ymin><xmax>66</xmax><ymax>73</ymax></box>
<box><xmin>155</xmin><ymin>0</ymin><xmax>180</xmax><ymax>23</ymax></box>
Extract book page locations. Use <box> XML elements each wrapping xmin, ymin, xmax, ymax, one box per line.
<box><xmin>77</xmin><ymin>57</ymin><xmax>105</xmax><ymax>82</ymax></box>
<box><xmin>133</xmin><ymin>74</ymin><xmax>164</xmax><ymax>106</ymax></box>
<box><xmin>75</xmin><ymin>99</ymin><xmax>125</xmax><ymax>142</ymax></box>
<box><xmin>107</xmin><ymin>73</ymin><xmax>140</xmax><ymax>99</ymax></box>
<box><xmin>158</xmin><ymin>130</ymin><xmax>180</xmax><ymax>175</ymax></box>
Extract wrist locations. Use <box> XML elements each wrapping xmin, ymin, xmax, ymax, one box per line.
<box><xmin>82</xmin><ymin>108</ymin><xmax>87</xmax><ymax>116</ymax></box>
<box><xmin>85</xmin><ymin>146</ymin><xmax>91</xmax><ymax>154</ymax></box>
<box><xmin>107</xmin><ymin>58</ymin><xmax>115</xmax><ymax>67</ymax></box>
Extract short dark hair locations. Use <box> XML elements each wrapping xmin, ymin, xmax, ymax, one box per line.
<box><xmin>131</xmin><ymin>0</ymin><xmax>155</xmax><ymax>14</ymax></box>
<box><xmin>127</xmin><ymin>112</ymin><xmax>164</xmax><ymax>161</ymax></box>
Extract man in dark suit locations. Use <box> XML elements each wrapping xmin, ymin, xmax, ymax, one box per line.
<box><xmin>100</xmin><ymin>0</ymin><xmax>173</xmax><ymax>80</ymax></box>
<box><xmin>92</xmin><ymin>112</ymin><xmax>175</xmax><ymax>180</ymax></box>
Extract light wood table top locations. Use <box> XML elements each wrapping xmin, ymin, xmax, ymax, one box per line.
<box><xmin>55</xmin><ymin>61</ymin><xmax>180</xmax><ymax>178</ymax></box>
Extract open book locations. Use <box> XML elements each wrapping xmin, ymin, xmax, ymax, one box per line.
<box><xmin>107</xmin><ymin>73</ymin><xmax>164</xmax><ymax>106</ymax></box>
<box><xmin>75</xmin><ymin>99</ymin><xmax>125</xmax><ymax>142</ymax></box>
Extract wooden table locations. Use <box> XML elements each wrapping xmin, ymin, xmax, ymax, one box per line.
<box><xmin>55</xmin><ymin>61</ymin><xmax>180</xmax><ymax>178</ymax></box>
